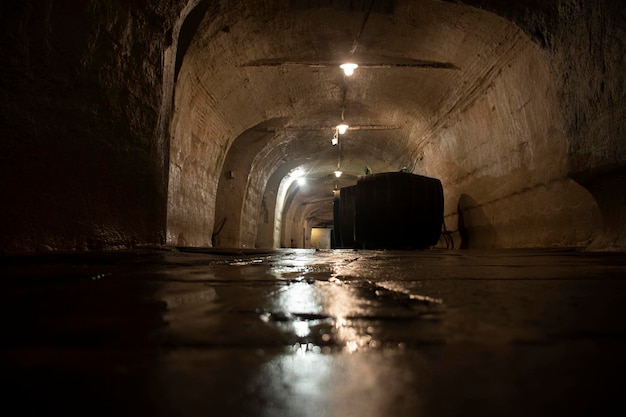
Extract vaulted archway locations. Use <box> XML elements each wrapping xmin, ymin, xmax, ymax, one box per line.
<box><xmin>166</xmin><ymin>0</ymin><xmax>601</xmax><ymax>249</ymax></box>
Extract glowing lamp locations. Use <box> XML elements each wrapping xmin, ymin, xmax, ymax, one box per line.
<box><xmin>340</xmin><ymin>63</ymin><xmax>358</xmax><ymax>76</ymax></box>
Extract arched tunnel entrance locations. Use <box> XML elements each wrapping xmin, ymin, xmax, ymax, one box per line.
<box><xmin>166</xmin><ymin>0</ymin><xmax>604</xmax><ymax>250</ymax></box>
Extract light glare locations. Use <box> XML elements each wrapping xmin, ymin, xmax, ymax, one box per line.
<box><xmin>290</xmin><ymin>168</ymin><xmax>305</xmax><ymax>179</ymax></box>
<box><xmin>340</xmin><ymin>63</ymin><xmax>358</xmax><ymax>76</ymax></box>
<box><xmin>336</xmin><ymin>124</ymin><xmax>349</xmax><ymax>134</ymax></box>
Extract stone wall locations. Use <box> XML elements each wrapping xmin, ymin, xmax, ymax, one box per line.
<box><xmin>419</xmin><ymin>28</ymin><xmax>600</xmax><ymax>248</ymax></box>
<box><xmin>0</xmin><ymin>0</ymin><xmax>188</xmax><ymax>253</ymax></box>
<box><xmin>452</xmin><ymin>0</ymin><xmax>626</xmax><ymax>249</ymax></box>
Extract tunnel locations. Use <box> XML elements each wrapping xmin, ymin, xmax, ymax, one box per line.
<box><xmin>1</xmin><ymin>0</ymin><xmax>624</xmax><ymax>253</ymax></box>
<box><xmin>1</xmin><ymin>1</ymin><xmax>626</xmax><ymax>416</ymax></box>
<box><xmin>167</xmin><ymin>0</ymin><xmax>612</xmax><ymax>252</ymax></box>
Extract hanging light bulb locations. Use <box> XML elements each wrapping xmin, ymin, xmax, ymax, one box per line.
<box><xmin>331</xmin><ymin>131</ymin><xmax>338</xmax><ymax>146</ymax></box>
<box><xmin>336</xmin><ymin>124</ymin><xmax>349</xmax><ymax>134</ymax></box>
<box><xmin>340</xmin><ymin>63</ymin><xmax>358</xmax><ymax>76</ymax></box>
<box><xmin>334</xmin><ymin>170</ymin><xmax>343</xmax><ymax>178</ymax></box>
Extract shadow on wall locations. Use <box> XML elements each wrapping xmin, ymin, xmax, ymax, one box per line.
<box><xmin>457</xmin><ymin>194</ymin><xmax>496</xmax><ymax>249</ymax></box>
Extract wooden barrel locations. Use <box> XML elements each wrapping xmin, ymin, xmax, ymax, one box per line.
<box><xmin>332</xmin><ymin>193</ymin><xmax>341</xmax><ymax>248</ymax></box>
<box><xmin>333</xmin><ymin>185</ymin><xmax>357</xmax><ymax>248</ymax></box>
<box><xmin>353</xmin><ymin>172</ymin><xmax>443</xmax><ymax>249</ymax></box>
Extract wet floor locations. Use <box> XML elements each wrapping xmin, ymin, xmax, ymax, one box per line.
<box><xmin>2</xmin><ymin>248</ymin><xmax>626</xmax><ymax>416</ymax></box>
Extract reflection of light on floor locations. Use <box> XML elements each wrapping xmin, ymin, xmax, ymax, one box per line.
<box><xmin>268</xmin><ymin>277</ymin><xmax>384</xmax><ymax>353</ymax></box>
<box><xmin>276</xmin><ymin>281</ymin><xmax>323</xmax><ymax>315</ymax></box>
<box><xmin>293</xmin><ymin>320</ymin><xmax>311</xmax><ymax>337</ymax></box>
<box><xmin>326</xmin><ymin>283</ymin><xmax>378</xmax><ymax>353</ymax></box>
<box><xmin>266</xmin><ymin>257</ymin><xmax>394</xmax><ymax>354</ymax></box>
<box><xmin>294</xmin><ymin>342</ymin><xmax>322</xmax><ymax>355</ymax></box>
<box><xmin>229</xmin><ymin>259</ymin><xmax>264</xmax><ymax>266</ymax></box>
<box><xmin>335</xmin><ymin>318</ymin><xmax>375</xmax><ymax>354</ymax></box>
<box><xmin>249</xmin><ymin>348</ymin><xmax>420</xmax><ymax>417</ymax></box>
<box><xmin>159</xmin><ymin>287</ymin><xmax>218</xmax><ymax>309</ymax></box>
<box><xmin>376</xmin><ymin>281</ymin><xmax>443</xmax><ymax>304</ymax></box>
<box><xmin>345</xmin><ymin>340</ymin><xmax>359</xmax><ymax>353</ymax></box>
<box><xmin>252</xmin><ymin>349</ymin><xmax>334</xmax><ymax>417</ymax></box>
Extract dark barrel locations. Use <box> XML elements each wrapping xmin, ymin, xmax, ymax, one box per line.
<box><xmin>333</xmin><ymin>192</ymin><xmax>341</xmax><ymax>248</ymax></box>
<box><xmin>333</xmin><ymin>185</ymin><xmax>357</xmax><ymax>248</ymax></box>
<box><xmin>353</xmin><ymin>172</ymin><xmax>443</xmax><ymax>249</ymax></box>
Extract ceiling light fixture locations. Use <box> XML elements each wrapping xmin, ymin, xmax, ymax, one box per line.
<box><xmin>340</xmin><ymin>63</ymin><xmax>358</xmax><ymax>76</ymax></box>
<box><xmin>331</xmin><ymin>130</ymin><xmax>338</xmax><ymax>146</ymax></box>
<box><xmin>336</xmin><ymin>124</ymin><xmax>349</xmax><ymax>134</ymax></box>
<box><xmin>334</xmin><ymin>170</ymin><xmax>343</xmax><ymax>178</ymax></box>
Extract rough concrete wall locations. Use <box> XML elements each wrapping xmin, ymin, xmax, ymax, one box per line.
<box><xmin>287</xmin><ymin>203</ymin><xmax>307</xmax><ymax>249</ymax></box>
<box><xmin>281</xmin><ymin>184</ymin><xmax>306</xmax><ymax>249</ymax></box>
<box><xmin>420</xmin><ymin>33</ymin><xmax>600</xmax><ymax>248</ymax></box>
<box><xmin>453</xmin><ymin>0</ymin><xmax>626</xmax><ymax>176</ymax></box>
<box><xmin>452</xmin><ymin>0</ymin><xmax>626</xmax><ymax>249</ymax></box>
<box><xmin>237</xmin><ymin>134</ymin><xmax>294</xmax><ymax>249</ymax></box>
<box><xmin>0</xmin><ymin>0</ymin><xmax>184</xmax><ymax>253</ymax></box>
<box><xmin>551</xmin><ymin>1</ymin><xmax>626</xmax><ymax>177</ymax></box>
<box><xmin>213</xmin><ymin>123</ymin><xmax>280</xmax><ymax>248</ymax></box>
<box><xmin>255</xmin><ymin>188</ymin><xmax>277</xmax><ymax>249</ymax></box>
<box><xmin>166</xmin><ymin>66</ymin><xmax>232</xmax><ymax>247</ymax></box>
<box><xmin>166</xmin><ymin>4</ymin><xmax>281</xmax><ymax>247</ymax></box>
<box><xmin>549</xmin><ymin>1</ymin><xmax>626</xmax><ymax>250</ymax></box>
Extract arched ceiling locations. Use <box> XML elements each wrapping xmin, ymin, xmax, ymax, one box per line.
<box><xmin>176</xmin><ymin>0</ymin><xmax>525</xmax><ymax>170</ymax></box>
<box><xmin>168</xmin><ymin>0</ymin><xmax>597</xmax><ymax>249</ymax></box>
